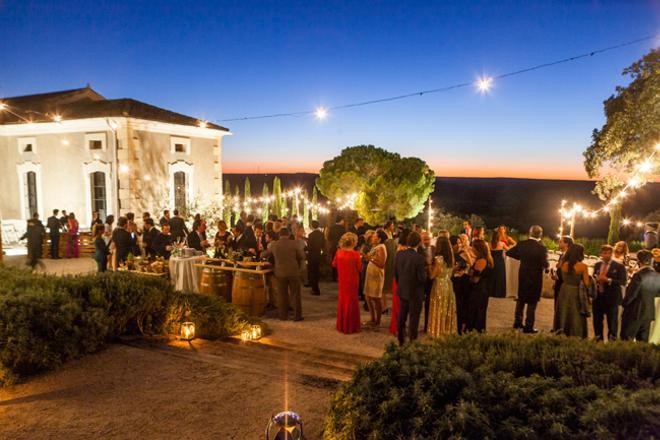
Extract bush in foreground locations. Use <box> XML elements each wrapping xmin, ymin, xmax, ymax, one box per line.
<box><xmin>0</xmin><ymin>267</ymin><xmax>255</xmax><ymax>386</ymax></box>
<box><xmin>324</xmin><ymin>334</ymin><xmax>660</xmax><ymax>439</ymax></box>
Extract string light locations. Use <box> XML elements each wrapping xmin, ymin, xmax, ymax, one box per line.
<box><xmin>119</xmin><ymin>164</ymin><xmax>129</xmax><ymax>174</ymax></box>
<box><xmin>476</xmin><ymin>76</ymin><xmax>493</xmax><ymax>93</ymax></box>
<box><xmin>314</xmin><ymin>106</ymin><xmax>328</xmax><ymax>120</ymax></box>
<box><xmin>197</xmin><ymin>120</ymin><xmax>208</xmax><ymax>128</ymax></box>
<box><xmin>0</xmin><ymin>102</ymin><xmax>6</xmax><ymax>111</ymax></box>
<box><xmin>51</xmin><ymin>114</ymin><xmax>62</xmax><ymax>122</ymax></box>
<box><xmin>215</xmin><ymin>35</ymin><xmax>653</xmax><ymax>122</ymax></box>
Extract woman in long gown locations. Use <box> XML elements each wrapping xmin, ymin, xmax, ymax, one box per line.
<box><xmin>489</xmin><ymin>225</ymin><xmax>516</xmax><ymax>298</ymax></box>
<box><xmin>332</xmin><ymin>232</ymin><xmax>362</xmax><ymax>334</ymax></box>
<box><xmin>554</xmin><ymin>243</ymin><xmax>590</xmax><ymax>338</ymax></box>
<box><xmin>428</xmin><ymin>236</ymin><xmax>457</xmax><ymax>337</ymax></box>
<box><xmin>466</xmin><ymin>239</ymin><xmax>493</xmax><ymax>332</ymax></box>
<box><xmin>364</xmin><ymin>230</ymin><xmax>388</xmax><ymax>328</ymax></box>
<box><xmin>66</xmin><ymin>213</ymin><xmax>79</xmax><ymax>258</ymax></box>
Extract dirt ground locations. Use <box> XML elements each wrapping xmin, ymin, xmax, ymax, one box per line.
<box><xmin>0</xmin><ymin>256</ymin><xmax>557</xmax><ymax>439</ymax></box>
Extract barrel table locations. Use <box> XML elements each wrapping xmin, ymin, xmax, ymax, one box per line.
<box><xmin>194</xmin><ymin>260</ymin><xmax>272</xmax><ymax>317</ymax></box>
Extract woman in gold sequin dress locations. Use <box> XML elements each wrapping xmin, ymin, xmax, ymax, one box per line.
<box><xmin>427</xmin><ymin>236</ymin><xmax>457</xmax><ymax>337</ymax></box>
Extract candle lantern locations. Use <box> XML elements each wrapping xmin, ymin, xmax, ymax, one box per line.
<box><xmin>265</xmin><ymin>411</ymin><xmax>303</xmax><ymax>440</ymax></box>
<box><xmin>251</xmin><ymin>325</ymin><xmax>262</xmax><ymax>340</ymax></box>
<box><xmin>180</xmin><ymin>321</ymin><xmax>195</xmax><ymax>341</ymax></box>
<box><xmin>240</xmin><ymin>329</ymin><xmax>251</xmax><ymax>342</ymax></box>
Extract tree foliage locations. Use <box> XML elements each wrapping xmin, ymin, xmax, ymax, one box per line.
<box><xmin>583</xmin><ymin>48</ymin><xmax>659</xmax><ymax>243</ymax></box>
<box><xmin>261</xmin><ymin>182</ymin><xmax>270</xmax><ymax>223</ymax></box>
<box><xmin>272</xmin><ymin>177</ymin><xmax>283</xmax><ymax>218</ymax></box>
<box><xmin>243</xmin><ymin>176</ymin><xmax>251</xmax><ymax>199</ymax></box>
<box><xmin>316</xmin><ymin>145</ymin><xmax>435</xmax><ymax>224</ymax></box>
<box><xmin>584</xmin><ymin>48</ymin><xmax>659</xmax><ymax>177</ymax></box>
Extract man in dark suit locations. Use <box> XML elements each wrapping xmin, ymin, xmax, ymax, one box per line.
<box><xmin>307</xmin><ymin>220</ymin><xmax>325</xmax><ymax>295</ymax></box>
<box><xmin>142</xmin><ymin>218</ymin><xmax>160</xmax><ymax>257</ymax></box>
<box><xmin>21</xmin><ymin>213</ymin><xmax>45</xmax><ymax>269</ymax></box>
<box><xmin>506</xmin><ymin>225</ymin><xmax>549</xmax><ymax>333</ymax></box>
<box><xmin>592</xmin><ymin>244</ymin><xmax>627</xmax><ymax>341</ymax></box>
<box><xmin>169</xmin><ymin>209</ymin><xmax>189</xmax><ymax>242</ymax></box>
<box><xmin>159</xmin><ymin>209</ymin><xmax>170</xmax><ymax>227</ymax></box>
<box><xmin>154</xmin><ymin>223</ymin><xmax>173</xmax><ymax>259</ymax></box>
<box><xmin>59</xmin><ymin>210</ymin><xmax>69</xmax><ymax>231</ymax></box>
<box><xmin>620</xmin><ymin>250</ymin><xmax>660</xmax><ymax>342</ymax></box>
<box><xmin>111</xmin><ymin>216</ymin><xmax>132</xmax><ymax>265</ymax></box>
<box><xmin>394</xmin><ymin>232</ymin><xmax>427</xmax><ymax>345</ymax></box>
<box><xmin>270</xmin><ymin>228</ymin><xmax>305</xmax><ymax>321</ymax></box>
<box><xmin>46</xmin><ymin>209</ymin><xmax>61</xmax><ymax>259</ymax></box>
<box><xmin>186</xmin><ymin>220</ymin><xmax>210</xmax><ymax>251</ymax></box>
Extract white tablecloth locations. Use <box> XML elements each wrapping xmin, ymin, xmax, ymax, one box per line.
<box><xmin>649</xmin><ymin>298</ymin><xmax>660</xmax><ymax>345</ymax></box>
<box><xmin>505</xmin><ymin>252</ymin><xmax>596</xmax><ymax>299</ymax></box>
<box><xmin>169</xmin><ymin>255</ymin><xmax>206</xmax><ymax>292</ymax></box>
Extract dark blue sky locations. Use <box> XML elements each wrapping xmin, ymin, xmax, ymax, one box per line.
<box><xmin>1</xmin><ymin>1</ymin><xmax>658</xmax><ymax>178</ymax></box>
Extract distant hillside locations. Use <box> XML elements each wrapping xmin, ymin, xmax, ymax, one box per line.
<box><xmin>224</xmin><ymin>173</ymin><xmax>659</xmax><ymax>237</ymax></box>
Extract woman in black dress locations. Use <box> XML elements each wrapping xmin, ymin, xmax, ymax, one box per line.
<box><xmin>466</xmin><ymin>239</ymin><xmax>494</xmax><ymax>332</ymax></box>
<box><xmin>489</xmin><ymin>225</ymin><xmax>516</xmax><ymax>298</ymax></box>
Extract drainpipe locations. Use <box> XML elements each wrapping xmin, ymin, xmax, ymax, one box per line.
<box><xmin>107</xmin><ymin>119</ymin><xmax>120</xmax><ymax>217</ymax></box>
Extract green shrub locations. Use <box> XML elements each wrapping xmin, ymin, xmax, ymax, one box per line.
<box><xmin>324</xmin><ymin>334</ymin><xmax>660</xmax><ymax>439</ymax></box>
<box><xmin>0</xmin><ymin>267</ymin><xmax>256</xmax><ymax>386</ymax></box>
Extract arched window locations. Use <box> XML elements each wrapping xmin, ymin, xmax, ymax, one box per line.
<box><xmin>90</xmin><ymin>171</ymin><xmax>107</xmax><ymax>219</ymax></box>
<box><xmin>25</xmin><ymin>171</ymin><xmax>38</xmax><ymax>218</ymax></box>
<box><xmin>174</xmin><ymin>171</ymin><xmax>187</xmax><ymax>211</ymax></box>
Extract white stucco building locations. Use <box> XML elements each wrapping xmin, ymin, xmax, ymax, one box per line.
<box><xmin>0</xmin><ymin>86</ymin><xmax>230</xmax><ymax>229</ymax></box>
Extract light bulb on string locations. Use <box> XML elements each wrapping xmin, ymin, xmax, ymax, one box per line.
<box><xmin>314</xmin><ymin>106</ymin><xmax>328</xmax><ymax>120</ymax></box>
<box><xmin>0</xmin><ymin>102</ymin><xmax>6</xmax><ymax>111</ymax></box>
<box><xmin>52</xmin><ymin>114</ymin><xmax>62</xmax><ymax>122</ymax></box>
<box><xmin>638</xmin><ymin>160</ymin><xmax>653</xmax><ymax>173</ymax></box>
<box><xmin>476</xmin><ymin>76</ymin><xmax>493</xmax><ymax>94</ymax></box>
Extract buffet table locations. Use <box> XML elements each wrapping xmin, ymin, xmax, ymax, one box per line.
<box><xmin>169</xmin><ymin>255</ymin><xmax>207</xmax><ymax>292</ymax></box>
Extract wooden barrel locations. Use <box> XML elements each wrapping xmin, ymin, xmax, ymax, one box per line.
<box><xmin>199</xmin><ymin>267</ymin><xmax>232</xmax><ymax>302</ymax></box>
<box><xmin>231</xmin><ymin>271</ymin><xmax>267</xmax><ymax>316</ymax></box>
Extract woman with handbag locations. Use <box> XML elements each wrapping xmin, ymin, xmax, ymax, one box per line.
<box><xmin>554</xmin><ymin>243</ymin><xmax>591</xmax><ymax>338</ymax></box>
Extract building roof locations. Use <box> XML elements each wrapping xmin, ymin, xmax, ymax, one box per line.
<box><xmin>0</xmin><ymin>86</ymin><xmax>228</xmax><ymax>131</ymax></box>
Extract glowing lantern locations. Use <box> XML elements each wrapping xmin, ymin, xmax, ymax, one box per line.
<box><xmin>240</xmin><ymin>329</ymin><xmax>251</xmax><ymax>342</ymax></box>
<box><xmin>266</xmin><ymin>411</ymin><xmax>304</xmax><ymax>440</ymax></box>
<box><xmin>180</xmin><ymin>322</ymin><xmax>195</xmax><ymax>341</ymax></box>
<box><xmin>251</xmin><ymin>325</ymin><xmax>262</xmax><ymax>340</ymax></box>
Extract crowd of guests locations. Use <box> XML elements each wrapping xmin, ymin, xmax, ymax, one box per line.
<box><xmin>20</xmin><ymin>208</ymin><xmax>660</xmax><ymax>344</ymax></box>
<box><xmin>552</xmin><ymin>237</ymin><xmax>660</xmax><ymax>342</ymax></box>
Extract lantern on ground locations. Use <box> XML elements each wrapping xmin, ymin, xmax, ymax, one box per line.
<box><xmin>180</xmin><ymin>322</ymin><xmax>195</xmax><ymax>341</ymax></box>
<box><xmin>251</xmin><ymin>325</ymin><xmax>262</xmax><ymax>340</ymax></box>
<box><xmin>266</xmin><ymin>411</ymin><xmax>303</xmax><ymax>440</ymax></box>
<box><xmin>240</xmin><ymin>329</ymin><xmax>251</xmax><ymax>342</ymax></box>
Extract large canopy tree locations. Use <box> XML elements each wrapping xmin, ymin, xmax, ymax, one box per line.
<box><xmin>317</xmin><ymin>145</ymin><xmax>435</xmax><ymax>224</ymax></box>
<box><xmin>583</xmin><ymin>48</ymin><xmax>659</xmax><ymax>243</ymax></box>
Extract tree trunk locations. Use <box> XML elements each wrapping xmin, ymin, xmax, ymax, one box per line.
<box><xmin>607</xmin><ymin>204</ymin><xmax>621</xmax><ymax>244</ymax></box>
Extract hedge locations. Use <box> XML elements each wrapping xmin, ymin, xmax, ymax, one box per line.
<box><xmin>324</xmin><ymin>334</ymin><xmax>660</xmax><ymax>439</ymax></box>
<box><xmin>0</xmin><ymin>267</ymin><xmax>256</xmax><ymax>386</ymax></box>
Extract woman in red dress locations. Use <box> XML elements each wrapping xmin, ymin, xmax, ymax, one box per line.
<box><xmin>333</xmin><ymin>232</ymin><xmax>363</xmax><ymax>334</ymax></box>
<box><xmin>388</xmin><ymin>279</ymin><xmax>399</xmax><ymax>335</ymax></box>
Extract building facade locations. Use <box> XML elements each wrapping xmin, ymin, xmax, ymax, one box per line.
<box><xmin>0</xmin><ymin>87</ymin><xmax>230</xmax><ymax>229</ymax></box>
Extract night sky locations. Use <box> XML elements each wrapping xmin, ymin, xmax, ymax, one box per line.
<box><xmin>1</xmin><ymin>1</ymin><xmax>658</xmax><ymax>179</ymax></box>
